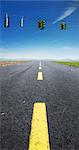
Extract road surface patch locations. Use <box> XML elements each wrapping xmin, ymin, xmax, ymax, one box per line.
<box><xmin>28</xmin><ymin>102</ymin><xmax>50</xmax><ymax>150</ymax></box>
<box><xmin>1</xmin><ymin>112</ymin><xmax>5</xmax><ymax>116</ymax></box>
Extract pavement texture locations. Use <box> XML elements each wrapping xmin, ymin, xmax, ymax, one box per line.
<box><xmin>0</xmin><ymin>61</ymin><xmax>79</xmax><ymax>150</ymax></box>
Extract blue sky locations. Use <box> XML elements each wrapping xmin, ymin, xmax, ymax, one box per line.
<box><xmin>0</xmin><ymin>0</ymin><xmax>79</xmax><ymax>60</ymax></box>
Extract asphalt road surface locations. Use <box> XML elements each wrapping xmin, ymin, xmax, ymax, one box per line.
<box><xmin>0</xmin><ymin>61</ymin><xmax>79</xmax><ymax>150</ymax></box>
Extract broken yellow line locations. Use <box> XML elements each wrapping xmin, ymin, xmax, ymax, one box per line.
<box><xmin>28</xmin><ymin>103</ymin><xmax>50</xmax><ymax>150</ymax></box>
<box><xmin>39</xmin><ymin>66</ymin><xmax>42</xmax><ymax>70</ymax></box>
<box><xmin>39</xmin><ymin>62</ymin><xmax>41</xmax><ymax>67</ymax></box>
<box><xmin>37</xmin><ymin>71</ymin><xmax>43</xmax><ymax>80</ymax></box>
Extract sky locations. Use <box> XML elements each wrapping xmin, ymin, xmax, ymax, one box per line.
<box><xmin>0</xmin><ymin>0</ymin><xmax>79</xmax><ymax>60</ymax></box>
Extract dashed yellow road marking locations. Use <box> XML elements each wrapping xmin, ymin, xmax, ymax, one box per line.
<box><xmin>39</xmin><ymin>62</ymin><xmax>41</xmax><ymax>67</ymax></box>
<box><xmin>37</xmin><ymin>62</ymin><xmax>43</xmax><ymax>80</ymax></box>
<box><xmin>28</xmin><ymin>103</ymin><xmax>50</xmax><ymax>150</ymax></box>
<box><xmin>37</xmin><ymin>71</ymin><xmax>43</xmax><ymax>80</ymax></box>
<box><xmin>39</xmin><ymin>66</ymin><xmax>42</xmax><ymax>70</ymax></box>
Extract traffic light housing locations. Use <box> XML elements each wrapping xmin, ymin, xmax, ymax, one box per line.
<box><xmin>60</xmin><ymin>22</ymin><xmax>66</xmax><ymax>30</ymax></box>
<box><xmin>38</xmin><ymin>20</ymin><xmax>45</xmax><ymax>30</ymax></box>
<box><xmin>20</xmin><ymin>16</ymin><xmax>24</xmax><ymax>27</ymax></box>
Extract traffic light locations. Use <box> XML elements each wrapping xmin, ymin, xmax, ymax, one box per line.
<box><xmin>4</xmin><ymin>14</ymin><xmax>10</xmax><ymax>28</ymax></box>
<box><xmin>20</xmin><ymin>16</ymin><xmax>24</xmax><ymax>27</ymax></box>
<box><xmin>38</xmin><ymin>20</ymin><xmax>45</xmax><ymax>30</ymax></box>
<box><xmin>60</xmin><ymin>22</ymin><xmax>66</xmax><ymax>30</ymax></box>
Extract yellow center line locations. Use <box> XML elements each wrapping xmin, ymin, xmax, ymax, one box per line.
<box><xmin>37</xmin><ymin>71</ymin><xmax>43</xmax><ymax>80</ymax></box>
<box><xmin>37</xmin><ymin>62</ymin><xmax>43</xmax><ymax>80</ymax></box>
<box><xmin>28</xmin><ymin>103</ymin><xmax>50</xmax><ymax>150</ymax></box>
<box><xmin>39</xmin><ymin>62</ymin><xmax>41</xmax><ymax>67</ymax></box>
<box><xmin>39</xmin><ymin>64</ymin><xmax>41</xmax><ymax>67</ymax></box>
<box><xmin>39</xmin><ymin>66</ymin><xmax>42</xmax><ymax>70</ymax></box>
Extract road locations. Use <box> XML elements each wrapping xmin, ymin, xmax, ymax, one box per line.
<box><xmin>0</xmin><ymin>61</ymin><xmax>79</xmax><ymax>150</ymax></box>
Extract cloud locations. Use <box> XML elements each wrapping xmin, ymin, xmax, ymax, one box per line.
<box><xmin>53</xmin><ymin>7</ymin><xmax>76</xmax><ymax>24</ymax></box>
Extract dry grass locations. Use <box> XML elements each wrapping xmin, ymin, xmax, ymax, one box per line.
<box><xmin>0</xmin><ymin>61</ymin><xmax>28</xmax><ymax>67</ymax></box>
